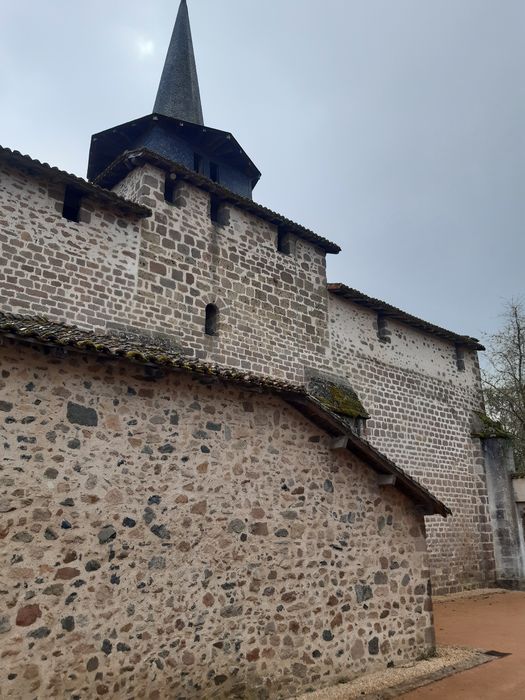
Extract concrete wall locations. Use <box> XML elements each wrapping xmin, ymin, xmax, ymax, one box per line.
<box><xmin>328</xmin><ymin>295</ymin><xmax>495</xmax><ymax>594</ymax></box>
<box><xmin>0</xmin><ymin>338</ymin><xmax>433</xmax><ymax>698</ymax></box>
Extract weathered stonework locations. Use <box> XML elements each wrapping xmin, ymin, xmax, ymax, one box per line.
<box><xmin>0</xmin><ymin>160</ymin><xmax>329</xmax><ymax>384</ymax></box>
<box><xmin>0</xmin><ymin>152</ymin><xmax>498</xmax><ymax>597</ymax></box>
<box><xmin>328</xmin><ymin>296</ymin><xmax>495</xmax><ymax>594</ymax></box>
<box><xmin>0</xmin><ymin>339</ymin><xmax>433</xmax><ymax>698</ymax></box>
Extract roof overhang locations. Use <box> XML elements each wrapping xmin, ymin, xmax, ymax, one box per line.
<box><xmin>0</xmin><ymin>145</ymin><xmax>151</xmax><ymax>219</ymax></box>
<box><xmin>328</xmin><ymin>283</ymin><xmax>484</xmax><ymax>351</ymax></box>
<box><xmin>0</xmin><ymin>311</ymin><xmax>449</xmax><ymax>518</ymax></box>
<box><xmin>95</xmin><ymin>148</ymin><xmax>341</xmax><ymax>255</ymax></box>
<box><xmin>88</xmin><ymin>113</ymin><xmax>261</xmax><ymax>188</ymax></box>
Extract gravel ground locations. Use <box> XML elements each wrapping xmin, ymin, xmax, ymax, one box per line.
<box><xmin>432</xmin><ymin>587</ymin><xmax>509</xmax><ymax>603</ymax></box>
<box><xmin>293</xmin><ymin>646</ymin><xmax>484</xmax><ymax>700</ymax></box>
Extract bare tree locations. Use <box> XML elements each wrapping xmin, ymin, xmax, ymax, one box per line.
<box><xmin>483</xmin><ymin>300</ymin><xmax>525</xmax><ymax>472</ymax></box>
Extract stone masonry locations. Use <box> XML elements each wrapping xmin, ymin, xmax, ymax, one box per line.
<box><xmin>329</xmin><ymin>295</ymin><xmax>495</xmax><ymax>594</ymax></box>
<box><xmin>0</xmin><ymin>337</ymin><xmax>433</xmax><ymax>698</ymax></box>
<box><xmin>0</xmin><ymin>152</ymin><xmax>496</xmax><ymax>595</ymax></box>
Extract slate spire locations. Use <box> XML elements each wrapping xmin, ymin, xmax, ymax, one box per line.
<box><xmin>153</xmin><ymin>0</ymin><xmax>204</xmax><ymax>125</ymax></box>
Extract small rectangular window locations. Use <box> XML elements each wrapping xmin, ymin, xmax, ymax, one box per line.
<box><xmin>164</xmin><ymin>174</ymin><xmax>176</xmax><ymax>203</ymax></box>
<box><xmin>209</xmin><ymin>196</ymin><xmax>229</xmax><ymax>227</ymax></box>
<box><xmin>277</xmin><ymin>227</ymin><xmax>292</xmax><ymax>255</ymax></box>
<box><xmin>455</xmin><ymin>345</ymin><xmax>466</xmax><ymax>371</ymax></box>
<box><xmin>210</xmin><ymin>162</ymin><xmax>220</xmax><ymax>183</ymax></box>
<box><xmin>194</xmin><ymin>153</ymin><xmax>203</xmax><ymax>174</ymax></box>
<box><xmin>210</xmin><ymin>196</ymin><xmax>220</xmax><ymax>223</ymax></box>
<box><xmin>377</xmin><ymin>313</ymin><xmax>391</xmax><ymax>343</ymax></box>
<box><xmin>62</xmin><ymin>186</ymin><xmax>83</xmax><ymax>223</ymax></box>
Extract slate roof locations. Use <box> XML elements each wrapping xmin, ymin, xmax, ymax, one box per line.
<box><xmin>93</xmin><ymin>147</ymin><xmax>341</xmax><ymax>255</ymax></box>
<box><xmin>0</xmin><ymin>311</ymin><xmax>450</xmax><ymax>518</ymax></box>
<box><xmin>328</xmin><ymin>283</ymin><xmax>484</xmax><ymax>351</ymax></box>
<box><xmin>153</xmin><ymin>0</ymin><xmax>204</xmax><ymax>125</ymax></box>
<box><xmin>0</xmin><ymin>145</ymin><xmax>151</xmax><ymax>219</ymax></box>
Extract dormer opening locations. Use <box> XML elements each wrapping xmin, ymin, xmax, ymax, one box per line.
<box><xmin>62</xmin><ymin>186</ymin><xmax>83</xmax><ymax>223</ymax></box>
<box><xmin>205</xmin><ymin>304</ymin><xmax>219</xmax><ymax>336</ymax></box>
<box><xmin>277</xmin><ymin>227</ymin><xmax>292</xmax><ymax>255</ymax></box>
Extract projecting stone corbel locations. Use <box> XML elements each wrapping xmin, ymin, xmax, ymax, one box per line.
<box><xmin>377</xmin><ymin>474</ymin><xmax>397</xmax><ymax>486</ymax></box>
<box><xmin>330</xmin><ymin>436</ymin><xmax>350</xmax><ymax>451</ymax></box>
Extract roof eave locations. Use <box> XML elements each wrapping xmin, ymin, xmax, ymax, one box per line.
<box><xmin>95</xmin><ymin>148</ymin><xmax>341</xmax><ymax>255</ymax></box>
<box><xmin>0</xmin><ymin>311</ymin><xmax>448</xmax><ymax>517</ymax></box>
<box><xmin>284</xmin><ymin>393</ymin><xmax>450</xmax><ymax>518</ymax></box>
<box><xmin>0</xmin><ymin>145</ymin><xmax>151</xmax><ymax>219</ymax></box>
<box><xmin>327</xmin><ymin>283</ymin><xmax>484</xmax><ymax>351</ymax></box>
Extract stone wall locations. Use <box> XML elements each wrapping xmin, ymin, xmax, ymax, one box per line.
<box><xmin>0</xmin><ymin>338</ymin><xmax>433</xmax><ymax>699</ymax></box>
<box><xmin>0</xmin><ymin>160</ymin><xmax>330</xmax><ymax>384</ymax></box>
<box><xmin>328</xmin><ymin>295</ymin><xmax>495</xmax><ymax>594</ymax></box>
<box><xmin>112</xmin><ymin>165</ymin><xmax>330</xmax><ymax>383</ymax></box>
<box><xmin>0</xmin><ymin>163</ymin><xmax>142</xmax><ymax>328</ymax></box>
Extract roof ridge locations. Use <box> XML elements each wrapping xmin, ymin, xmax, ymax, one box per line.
<box><xmin>0</xmin><ymin>145</ymin><xmax>151</xmax><ymax>218</ymax></box>
<box><xmin>327</xmin><ymin>283</ymin><xmax>484</xmax><ymax>350</ymax></box>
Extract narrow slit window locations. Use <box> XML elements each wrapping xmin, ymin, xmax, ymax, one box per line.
<box><xmin>164</xmin><ymin>174</ymin><xmax>177</xmax><ymax>204</ymax></box>
<box><xmin>377</xmin><ymin>313</ymin><xmax>391</xmax><ymax>343</ymax></box>
<box><xmin>194</xmin><ymin>153</ymin><xmax>203</xmax><ymax>174</ymax></box>
<box><xmin>277</xmin><ymin>227</ymin><xmax>292</xmax><ymax>255</ymax></box>
<box><xmin>205</xmin><ymin>304</ymin><xmax>219</xmax><ymax>336</ymax></box>
<box><xmin>210</xmin><ymin>196</ymin><xmax>221</xmax><ymax>223</ymax></box>
<box><xmin>455</xmin><ymin>345</ymin><xmax>466</xmax><ymax>371</ymax></box>
<box><xmin>210</xmin><ymin>162</ymin><xmax>220</xmax><ymax>183</ymax></box>
<box><xmin>62</xmin><ymin>186</ymin><xmax>83</xmax><ymax>223</ymax></box>
<box><xmin>209</xmin><ymin>196</ymin><xmax>229</xmax><ymax>226</ymax></box>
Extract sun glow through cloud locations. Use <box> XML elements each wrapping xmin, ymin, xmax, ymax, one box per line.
<box><xmin>136</xmin><ymin>37</ymin><xmax>155</xmax><ymax>58</ymax></box>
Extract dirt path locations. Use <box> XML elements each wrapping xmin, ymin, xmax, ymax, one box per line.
<box><xmin>402</xmin><ymin>590</ymin><xmax>525</xmax><ymax>699</ymax></box>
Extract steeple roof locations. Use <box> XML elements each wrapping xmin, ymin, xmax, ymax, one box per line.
<box><xmin>153</xmin><ymin>0</ymin><xmax>204</xmax><ymax>125</ymax></box>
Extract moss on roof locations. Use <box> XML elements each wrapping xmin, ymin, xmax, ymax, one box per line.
<box><xmin>0</xmin><ymin>311</ymin><xmax>450</xmax><ymax>517</ymax></box>
<box><xmin>308</xmin><ymin>376</ymin><xmax>369</xmax><ymax>420</ymax></box>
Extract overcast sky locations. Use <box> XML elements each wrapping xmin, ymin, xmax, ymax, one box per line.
<box><xmin>1</xmin><ymin>0</ymin><xmax>523</xmax><ymax>340</ymax></box>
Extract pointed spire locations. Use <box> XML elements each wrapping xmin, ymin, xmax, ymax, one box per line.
<box><xmin>154</xmin><ymin>0</ymin><xmax>204</xmax><ymax>125</ymax></box>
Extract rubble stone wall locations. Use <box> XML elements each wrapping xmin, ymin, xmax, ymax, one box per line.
<box><xmin>0</xmin><ymin>338</ymin><xmax>433</xmax><ymax>699</ymax></box>
<box><xmin>328</xmin><ymin>295</ymin><xmax>495</xmax><ymax>594</ymax></box>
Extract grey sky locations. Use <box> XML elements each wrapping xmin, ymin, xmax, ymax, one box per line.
<box><xmin>1</xmin><ymin>0</ymin><xmax>523</xmax><ymax>341</ymax></box>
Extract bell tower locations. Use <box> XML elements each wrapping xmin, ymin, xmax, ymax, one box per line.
<box><xmin>87</xmin><ymin>0</ymin><xmax>260</xmax><ymax>199</ymax></box>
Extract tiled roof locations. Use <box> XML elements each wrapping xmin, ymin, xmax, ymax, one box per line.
<box><xmin>0</xmin><ymin>145</ymin><xmax>151</xmax><ymax>218</ymax></box>
<box><xmin>0</xmin><ymin>311</ymin><xmax>449</xmax><ymax>518</ymax></box>
<box><xmin>93</xmin><ymin>148</ymin><xmax>341</xmax><ymax>255</ymax></box>
<box><xmin>0</xmin><ymin>312</ymin><xmax>451</xmax><ymax>517</ymax></box>
<box><xmin>0</xmin><ymin>312</ymin><xmax>304</xmax><ymax>393</ymax></box>
<box><xmin>328</xmin><ymin>283</ymin><xmax>484</xmax><ymax>351</ymax></box>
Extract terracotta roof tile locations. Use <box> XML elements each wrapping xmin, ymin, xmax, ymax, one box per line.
<box><xmin>0</xmin><ymin>145</ymin><xmax>151</xmax><ymax>218</ymax></box>
<box><xmin>0</xmin><ymin>311</ymin><xmax>449</xmax><ymax>518</ymax></box>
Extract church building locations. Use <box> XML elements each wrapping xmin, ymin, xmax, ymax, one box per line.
<box><xmin>0</xmin><ymin>1</ymin><xmax>521</xmax><ymax>697</ymax></box>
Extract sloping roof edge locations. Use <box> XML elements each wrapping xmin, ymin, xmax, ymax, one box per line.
<box><xmin>0</xmin><ymin>311</ymin><xmax>449</xmax><ymax>517</ymax></box>
<box><xmin>328</xmin><ymin>283</ymin><xmax>484</xmax><ymax>351</ymax></box>
<box><xmin>93</xmin><ymin>148</ymin><xmax>341</xmax><ymax>255</ymax></box>
<box><xmin>0</xmin><ymin>145</ymin><xmax>151</xmax><ymax>218</ymax></box>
